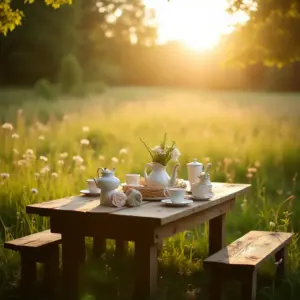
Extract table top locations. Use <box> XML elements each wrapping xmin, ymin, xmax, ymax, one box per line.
<box><xmin>26</xmin><ymin>182</ymin><xmax>250</xmax><ymax>226</ymax></box>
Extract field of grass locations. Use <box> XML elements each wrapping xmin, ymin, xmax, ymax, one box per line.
<box><xmin>0</xmin><ymin>86</ymin><xmax>300</xmax><ymax>300</ymax></box>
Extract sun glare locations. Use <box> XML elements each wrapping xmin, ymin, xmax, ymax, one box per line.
<box><xmin>144</xmin><ymin>0</ymin><xmax>247</xmax><ymax>51</ymax></box>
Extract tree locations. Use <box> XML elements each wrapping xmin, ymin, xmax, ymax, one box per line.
<box><xmin>226</xmin><ymin>0</ymin><xmax>300</xmax><ymax>66</ymax></box>
<box><xmin>0</xmin><ymin>0</ymin><xmax>72</xmax><ymax>35</ymax></box>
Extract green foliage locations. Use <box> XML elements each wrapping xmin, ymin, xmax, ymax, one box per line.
<box><xmin>227</xmin><ymin>0</ymin><xmax>300</xmax><ymax>66</ymax></box>
<box><xmin>0</xmin><ymin>0</ymin><xmax>72</xmax><ymax>35</ymax></box>
<box><xmin>34</xmin><ymin>78</ymin><xmax>57</xmax><ymax>100</ymax></box>
<box><xmin>59</xmin><ymin>54</ymin><xmax>83</xmax><ymax>94</ymax></box>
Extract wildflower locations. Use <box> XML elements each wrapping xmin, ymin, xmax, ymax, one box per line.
<box><xmin>17</xmin><ymin>160</ymin><xmax>27</xmax><ymax>166</ymax></box>
<box><xmin>246</xmin><ymin>173</ymin><xmax>253</xmax><ymax>179</ymax></box>
<box><xmin>25</xmin><ymin>149</ymin><xmax>34</xmax><ymax>156</ymax></box>
<box><xmin>12</xmin><ymin>133</ymin><xmax>19</xmax><ymax>139</ymax></box>
<box><xmin>82</xmin><ymin>126</ymin><xmax>90</xmax><ymax>132</ymax></box>
<box><xmin>269</xmin><ymin>221</ymin><xmax>275</xmax><ymax>228</ymax></box>
<box><xmin>111</xmin><ymin>157</ymin><xmax>119</xmax><ymax>163</ymax></box>
<box><xmin>72</xmin><ymin>155</ymin><xmax>84</xmax><ymax>165</ymax></box>
<box><xmin>40</xmin><ymin>166</ymin><xmax>50</xmax><ymax>174</ymax></box>
<box><xmin>38</xmin><ymin>135</ymin><xmax>45</xmax><ymax>140</ymax></box>
<box><xmin>204</xmin><ymin>157</ymin><xmax>210</xmax><ymax>163</ymax></box>
<box><xmin>79</xmin><ymin>165</ymin><xmax>86</xmax><ymax>171</ymax></box>
<box><xmin>0</xmin><ymin>173</ymin><xmax>10</xmax><ymax>179</ymax></box>
<box><xmin>171</xmin><ymin>148</ymin><xmax>181</xmax><ymax>161</ymax></box>
<box><xmin>98</xmin><ymin>155</ymin><xmax>105</xmax><ymax>161</ymax></box>
<box><xmin>13</xmin><ymin>148</ymin><xmax>19</xmax><ymax>155</ymax></box>
<box><xmin>151</xmin><ymin>146</ymin><xmax>164</xmax><ymax>154</ymax></box>
<box><xmin>80</xmin><ymin>139</ymin><xmax>90</xmax><ymax>146</ymax></box>
<box><xmin>34</xmin><ymin>172</ymin><xmax>40</xmax><ymax>178</ymax></box>
<box><xmin>60</xmin><ymin>152</ymin><xmax>68</xmax><ymax>159</ymax></box>
<box><xmin>31</xmin><ymin>188</ymin><xmax>38</xmax><ymax>194</ymax></box>
<box><xmin>247</xmin><ymin>167</ymin><xmax>257</xmax><ymax>173</ymax></box>
<box><xmin>119</xmin><ymin>148</ymin><xmax>128</xmax><ymax>155</ymax></box>
<box><xmin>2</xmin><ymin>123</ymin><xmax>13</xmax><ymax>130</ymax></box>
<box><xmin>51</xmin><ymin>172</ymin><xmax>59</xmax><ymax>178</ymax></box>
<box><xmin>39</xmin><ymin>156</ymin><xmax>48</xmax><ymax>162</ymax></box>
<box><xmin>254</xmin><ymin>160</ymin><xmax>261</xmax><ymax>168</ymax></box>
<box><xmin>57</xmin><ymin>160</ymin><xmax>64</xmax><ymax>165</ymax></box>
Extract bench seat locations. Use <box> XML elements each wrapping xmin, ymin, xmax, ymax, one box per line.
<box><xmin>204</xmin><ymin>230</ymin><xmax>293</xmax><ymax>300</ymax></box>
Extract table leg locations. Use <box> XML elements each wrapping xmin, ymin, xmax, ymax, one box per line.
<box><xmin>93</xmin><ymin>236</ymin><xmax>106</xmax><ymax>258</ymax></box>
<box><xmin>133</xmin><ymin>240</ymin><xmax>158</xmax><ymax>300</ymax></box>
<box><xmin>116</xmin><ymin>240</ymin><xmax>128</xmax><ymax>257</ymax></box>
<box><xmin>62</xmin><ymin>233</ymin><xmax>85</xmax><ymax>300</ymax></box>
<box><xmin>209</xmin><ymin>214</ymin><xmax>226</xmax><ymax>255</ymax></box>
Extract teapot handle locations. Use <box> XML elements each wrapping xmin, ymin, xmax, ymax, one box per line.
<box><xmin>143</xmin><ymin>163</ymin><xmax>152</xmax><ymax>180</ymax></box>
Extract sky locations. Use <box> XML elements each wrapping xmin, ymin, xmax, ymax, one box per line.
<box><xmin>143</xmin><ymin>0</ymin><xmax>247</xmax><ymax>51</ymax></box>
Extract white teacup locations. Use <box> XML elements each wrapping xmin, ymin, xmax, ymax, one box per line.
<box><xmin>165</xmin><ymin>187</ymin><xmax>185</xmax><ymax>203</ymax></box>
<box><xmin>126</xmin><ymin>174</ymin><xmax>140</xmax><ymax>186</ymax></box>
<box><xmin>87</xmin><ymin>179</ymin><xmax>100</xmax><ymax>193</ymax></box>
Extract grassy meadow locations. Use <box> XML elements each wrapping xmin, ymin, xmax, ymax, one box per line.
<box><xmin>0</xmin><ymin>86</ymin><xmax>300</xmax><ymax>300</ymax></box>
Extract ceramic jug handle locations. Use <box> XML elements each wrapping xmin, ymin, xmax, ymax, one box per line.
<box><xmin>144</xmin><ymin>163</ymin><xmax>152</xmax><ymax>180</ymax></box>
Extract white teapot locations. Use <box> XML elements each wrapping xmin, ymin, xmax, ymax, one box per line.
<box><xmin>191</xmin><ymin>163</ymin><xmax>213</xmax><ymax>200</ymax></box>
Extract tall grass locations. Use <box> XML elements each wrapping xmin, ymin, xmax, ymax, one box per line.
<box><xmin>0</xmin><ymin>87</ymin><xmax>300</xmax><ymax>299</ymax></box>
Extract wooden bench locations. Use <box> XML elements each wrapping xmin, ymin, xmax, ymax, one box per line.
<box><xmin>204</xmin><ymin>230</ymin><xmax>293</xmax><ymax>300</ymax></box>
<box><xmin>4</xmin><ymin>230</ymin><xmax>62</xmax><ymax>299</ymax></box>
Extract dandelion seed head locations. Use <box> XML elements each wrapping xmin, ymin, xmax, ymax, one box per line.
<box><xmin>80</xmin><ymin>139</ymin><xmax>90</xmax><ymax>146</ymax></box>
<box><xmin>40</xmin><ymin>166</ymin><xmax>50</xmax><ymax>174</ymax></box>
<box><xmin>0</xmin><ymin>173</ymin><xmax>10</xmax><ymax>179</ymax></box>
<box><xmin>12</xmin><ymin>133</ymin><xmax>19</xmax><ymax>139</ymax></box>
<box><xmin>57</xmin><ymin>160</ymin><xmax>64</xmax><ymax>165</ymax></box>
<box><xmin>17</xmin><ymin>160</ymin><xmax>28</xmax><ymax>166</ymax></box>
<box><xmin>119</xmin><ymin>148</ymin><xmax>128</xmax><ymax>155</ymax></box>
<box><xmin>60</xmin><ymin>152</ymin><xmax>68</xmax><ymax>159</ymax></box>
<box><xmin>2</xmin><ymin>123</ymin><xmax>13</xmax><ymax>130</ymax></box>
<box><xmin>111</xmin><ymin>157</ymin><xmax>119</xmax><ymax>163</ymax></box>
<box><xmin>39</xmin><ymin>156</ymin><xmax>48</xmax><ymax>162</ymax></box>
<box><xmin>72</xmin><ymin>155</ymin><xmax>84</xmax><ymax>165</ymax></box>
<box><xmin>51</xmin><ymin>172</ymin><xmax>59</xmax><ymax>178</ymax></box>
<box><xmin>31</xmin><ymin>188</ymin><xmax>38</xmax><ymax>194</ymax></box>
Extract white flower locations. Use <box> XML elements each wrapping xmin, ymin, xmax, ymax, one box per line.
<box><xmin>0</xmin><ymin>173</ymin><xmax>10</xmax><ymax>179</ymax></box>
<box><xmin>17</xmin><ymin>160</ymin><xmax>27</xmax><ymax>166</ymax></box>
<box><xmin>57</xmin><ymin>160</ymin><xmax>64</xmax><ymax>165</ymax></box>
<box><xmin>34</xmin><ymin>172</ymin><xmax>40</xmax><ymax>178</ymax></box>
<box><xmin>98</xmin><ymin>155</ymin><xmax>105</xmax><ymax>160</ymax></box>
<box><xmin>269</xmin><ymin>221</ymin><xmax>275</xmax><ymax>228</ymax></box>
<box><xmin>119</xmin><ymin>148</ymin><xmax>128</xmax><ymax>155</ymax></box>
<box><xmin>60</xmin><ymin>152</ymin><xmax>68</xmax><ymax>158</ymax></box>
<box><xmin>38</xmin><ymin>135</ymin><xmax>45</xmax><ymax>140</ymax></box>
<box><xmin>51</xmin><ymin>172</ymin><xmax>59</xmax><ymax>178</ymax></box>
<box><xmin>40</xmin><ymin>166</ymin><xmax>50</xmax><ymax>174</ymax></box>
<box><xmin>82</xmin><ymin>126</ymin><xmax>90</xmax><ymax>132</ymax></box>
<box><xmin>13</xmin><ymin>148</ymin><xmax>19</xmax><ymax>155</ymax></box>
<box><xmin>2</xmin><ymin>123</ymin><xmax>13</xmax><ymax>130</ymax></box>
<box><xmin>171</xmin><ymin>148</ymin><xmax>181</xmax><ymax>161</ymax></box>
<box><xmin>31</xmin><ymin>188</ymin><xmax>38</xmax><ymax>194</ymax></box>
<box><xmin>25</xmin><ymin>149</ymin><xmax>34</xmax><ymax>156</ymax></box>
<box><xmin>111</xmin><ymin>157</ymin><xmax>119</xmax><ymax>163</ymax></box>
<box><xmin>80</xmin><ymin>139</ymin><xmax>90</xmax><ymax>146</ymax></box>
<box><xmin>39</xmin><ymin>156</ymin><xmax>48</xmax><ymax>162</ymax></box>
<box><xmin>12</xmin><ymin>133</ymin><xmax>19</xmax><ymax>139</ymax></box>
<box><xmin>151</xmin><ymin>146</ymin><xmax>164</xmax><ymax>154</ymax></box>
<box><xmin>72</xmin><ymin>155</ymin><xmax>84</xmax><ymax>165</ymax></box>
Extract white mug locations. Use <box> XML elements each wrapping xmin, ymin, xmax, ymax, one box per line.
<box><xmin>87</xmin><ymin>179</ymin><xmax>100</xmax><ymax>193</ymax></box>
<box><xmin>126</xmin><ymin>174</ymin><xmax>140</xmax><ymax>186</ymax></box>
<box><xmin>191</xmin><ymin>184</ymin><xmax>213</xmax><ymax>200</ymax></box>
<box><xmin>165</xmin><ymin>187</ymin><xmax>185</xmax><ymax>203</ymax></box>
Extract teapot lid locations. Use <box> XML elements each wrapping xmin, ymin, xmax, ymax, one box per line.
<box><xmin>187</xmin><ymin>158</ymin><xmax>203</xmax><ymax>166</ymax></box>
<box><xmin>101</xmin><ymin>168</ymin><xmax>115</xmax><ymax>174</ymax></box>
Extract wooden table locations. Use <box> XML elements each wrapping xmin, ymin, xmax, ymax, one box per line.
<box><xmin>26</xmin><ymin>182</ymin><xmax>250</xmax><ymax>300</ymax></box>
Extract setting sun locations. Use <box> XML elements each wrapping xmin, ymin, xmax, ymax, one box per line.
<box><xmin>144</xmin><ymin>0</ymin><xmax>247</xmax><ymax>51</ymax></box>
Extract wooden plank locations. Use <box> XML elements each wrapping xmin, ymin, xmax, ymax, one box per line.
<box><xmin>154</xmin><ymin>199</ymin><xmax>234</xmax><ymax>242</ymax></box>
<box><xmin>4</xmin><ymin>230</ymin><xmax>61</xmax><ymax>251</ymax></box>
<box><xmin>111</xmin><ymin>184</ymin><xmax>250</xmax><ymax>226</ymax></box>
<box><xmin>204</xmin><ymin>231</ymin><xmax>293</xmax><ymax>267</ymax></box>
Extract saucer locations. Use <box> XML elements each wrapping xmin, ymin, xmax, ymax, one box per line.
<box><xmin>186</xmin><ymin>194</ymin><xmax>213</xmax><ymax>201</ymax></box>
<box><xmin>80</xmin><ymin>189</ymin><xmax>101</xmax><ymax>196</ymax></box>
<box><xmin>161</xmin><ymin>199</ymin><xmax>193</xmax><ymax>207</ymax></box>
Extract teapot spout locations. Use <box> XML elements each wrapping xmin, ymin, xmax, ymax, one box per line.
<box><xmin>93</xmin><ymin>178</ymin><xmax>99</xmax><ymax>188</ymax></box>
<box><xmin>169</xmin><ymin>164</ymin><xmax>180</xmax><ymax>187</ymax></box>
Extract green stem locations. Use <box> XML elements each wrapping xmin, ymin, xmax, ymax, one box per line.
<box><xmin>139</xmin><ymin>137</ymin><xmax>154</xmax><ymax>159</ymax></box>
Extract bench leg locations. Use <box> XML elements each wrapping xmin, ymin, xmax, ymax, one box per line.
<box><xmin>20</xmin><ymin>252</ymin><xmax>37</xmax><ymax>299</ymax></box>
<box><xmin>93</xmin><ymin>236</ymin><xmax>106</xmax><ymax>258</ymax></box>
<box><xmin>275</xmin><ymin>247</ymin><xmax>288</xmax><ymax>284</ymax></box>
<box><xmin>116</xmin><ymin>240</ymin><xmax>128</xmax><ymax>257</ymax></box>
<box><xmin>241</xmin><ymin>269</ymin><xmax>257</xmax><ymax>300</ymax></box>
<box><xmin>133</xmin><ymin>240</ymin><xmax>158</xmax><ymax>300</ymax></box>
<box><xmin>44</xmin><ymin>244</ymin><xmax>60</xmax><ymax>299</ymax></box>
<box><xmin>208</xmin><ymin>270</ymin><xmax>223</xmax><ymax>300</ymax></box>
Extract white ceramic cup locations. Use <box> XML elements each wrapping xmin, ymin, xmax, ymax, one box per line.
<box><xmin>126</xmin><ymin>174</ymin><xmax>140</xmax><ymax>186</ymax></box>
<box><xmin>87</xmin><ymin>179</ymin><xmax>100</xmax><ymax>193</ymax></box>
<box><xmin>191</xmin><ymin>184</ymin><xmax>213</xmax><ymax>199</ymax></box>
<box><xmin>165</xmin><ymin>187</ymin><xmax>185</xmax><ymax>203</ymax></box>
